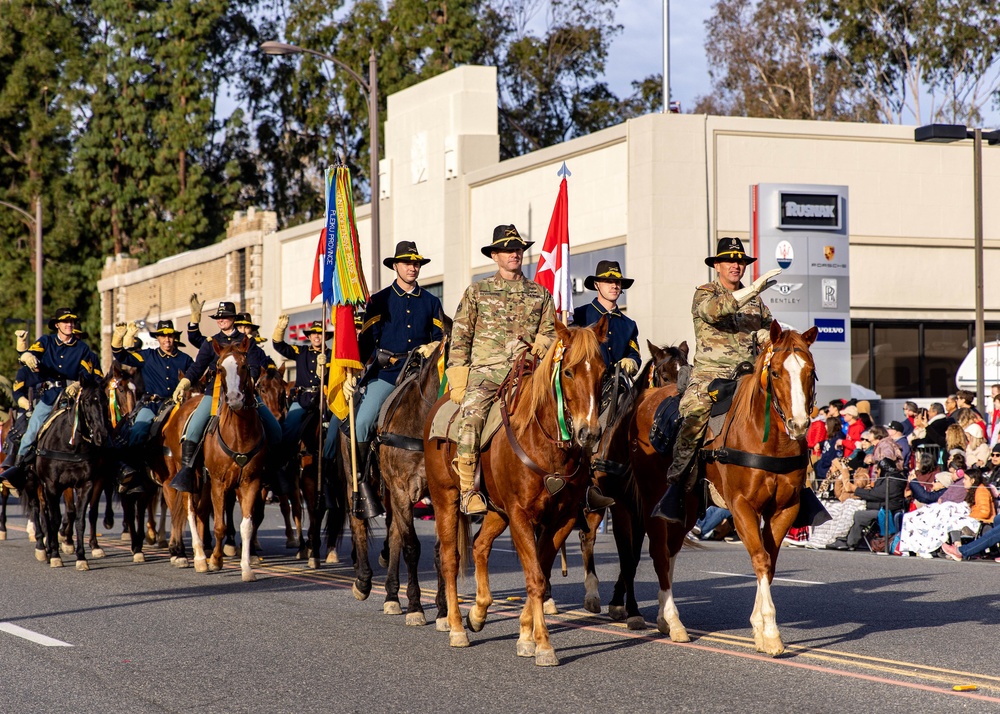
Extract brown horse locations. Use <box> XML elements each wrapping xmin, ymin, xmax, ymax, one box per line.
<box><xmin>187</xmin><ymin>338</ymin><xmax>267</xmax><ymax>582</ymax></box>
<box><xmin>664</xmin><ymin>321</ymin><xmax>818</xmax><ymax>655</ymax></box>
<box><xmin>258</xmin><ymin>365</ymin><xmax>301</xmax><ymax>550</ymax></box>
<box><xmin>425</xmin><ymin>318</ymin><xmax>607</xmax><ymax>666</ymax></box>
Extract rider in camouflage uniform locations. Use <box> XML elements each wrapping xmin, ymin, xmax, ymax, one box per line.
<box><xmin>651</xmin><ymin>237</ymin><xmax>781</xmax><ymax>523</ymax></box>
<box><xmin>447</xmin><ymin>224</ymin><xmax>556</xmax><ymax>514</ymax></box>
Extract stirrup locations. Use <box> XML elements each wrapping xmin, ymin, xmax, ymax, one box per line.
<box><xmin>584</xmin><ymin>486</ymin><xmax>615</xmax><ymax>513</ymax></box>
<box><xmin>460</xmin><ymin>489</ymin><xmax>487</xmax><ymax>515</ymax></box>
<box><xmin>650</xmin><ymin>484</ymin><xmax>685</xmax><ymax>524</ymax></box>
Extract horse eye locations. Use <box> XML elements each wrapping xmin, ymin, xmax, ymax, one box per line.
<box><xmin>563</xmin><ymin>369</ymin><xmax>573</xmax><ymax>379</ymax></box>
<box><xmin>771</xmin><ymin>370</ymin><xmax>779</xmax><ymax>378</ymax></box>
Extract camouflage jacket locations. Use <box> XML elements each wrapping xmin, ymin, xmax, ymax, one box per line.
<box><xmin>449</xmin><ymin>272</ymin><xmax>556</xmax><ymax>376</ymax></box>
<box><xmin>690</xmin><ymin>279</ymin><xmax>773</xmax><ymax>378</ymax></box>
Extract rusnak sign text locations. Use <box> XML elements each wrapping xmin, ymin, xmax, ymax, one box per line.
<box><xmin>779</xmin><ymin>192</ymin><xmax>841</xmax><ymax>230</ymax></box>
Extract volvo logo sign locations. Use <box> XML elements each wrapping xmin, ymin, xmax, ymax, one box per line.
<box><xmin>779</xmin><ymin>192</ymin><xmax>841</xmax><ymax>230</ymax></box>
<box><xmin>814</xmin><ymin>318</ymin><xmax>846</xmax><ymax>342</ymax></box>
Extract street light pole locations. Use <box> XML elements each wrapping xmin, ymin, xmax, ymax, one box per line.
<box><xmin>0</xmin><ymin>196</ymin><xmax>43</xmax><ymax>339</ymax></box>
<box><xmin>260</xmin><ymin>40</ymin><xmax>382</xmax><ymax>291</ymax></box>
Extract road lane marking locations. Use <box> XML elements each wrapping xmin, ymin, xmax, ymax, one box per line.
<box><xmin>702</xmin><ymin>570</ymin><xmax>825</xmax><ymax>585</ymax></box>
<box><xmin>0</xmin><ymin>623</ymin><xmax>72</xmax><ymax>647</ymax></box>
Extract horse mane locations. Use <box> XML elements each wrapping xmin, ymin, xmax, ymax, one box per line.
<box><xmin>512</xmin><ymin>325</ymin><xmax>602</xmax><ymax>435</ymax></box>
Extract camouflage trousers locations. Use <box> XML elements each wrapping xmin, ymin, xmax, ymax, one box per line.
<box><xmin>663</xmin><ymin>376</ymin><xmax>715</xmax><ymax>490</ymax></box>
<box><xmin>456</xmin><ymin>371</ymin><xmax>504</xmax><ymax>462</ymax></box>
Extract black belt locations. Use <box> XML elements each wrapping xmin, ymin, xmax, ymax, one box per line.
<box><xmin>39</xmin><ymin>380</ymin><xmax>66</xmax><ymax>391</ymax></box>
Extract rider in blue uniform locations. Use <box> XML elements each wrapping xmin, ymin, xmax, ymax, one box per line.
<box><xmin>0</xmin><ymin>307</ymin><xmax>103</xmax><ymax>488</ymax></box>
<box><xmin>170</xmin><ymin>301</ymin><xmax>282</xmax><ymax>493</ymax></box>
<box><xmin>271</xmin><ymin>319</ymin><xmax>330</xmax><ymax>447</ymax></box>
<box><xmin>343</xmin><ymin>241</ymin><xmax>444</xmax><ymax>473</ymax></box>
<box><xmin>112</xmin><ymin>319</ymin><xmax>194</xmax><ymax>492</ymax></box>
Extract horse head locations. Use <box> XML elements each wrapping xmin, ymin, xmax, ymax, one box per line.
<box><xmin>258</xmin><ymin>363</ymin><xmax>288</xmax><ymax>419</ymax></box>
<box><xmin>646</xmin><ymin>340</ymin><xmax>690</xmax><ymax>389</ymax></box>
<box><xmin>214</xmin><ymin>337</ymin><xmax>254</xmax><ymax>411</ymax></box>
<box><xmin>78</xmin><ymin>384</ymin><xmax>110</xmax><ymax>448</ymax></box>
<box><xmin>105</xmin><ymin>362</ymin><xmax>139</xmax><ymax>426</ymax></box>
<box><xmin>759</xmin><ymin>321</ymin><xmax>819</xmax><ymax>440</ymax></box>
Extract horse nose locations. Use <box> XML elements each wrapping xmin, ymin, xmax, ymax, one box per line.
<box><xmin>576</xmin><ymin>424</ymin><xmax>600</xmax><ymax>448</ymax></box>
<box><xmin>786</xmin><ymin>417</ymin><xmax>809</xmax><ymax>436</ymax></box>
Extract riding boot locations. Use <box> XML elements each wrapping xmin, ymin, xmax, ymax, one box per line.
<box><xmin>584</xmin><ymin>485</ymin><xmax>615</xmax><ymax>513</ymax></box>
<box><xmin>171</xmin><ymin>440</ymin><xmax>200</xmax><ymax>493</ymax></box>
<box><xmin>651</xmin><ymin>413</ymin><xmax>704</xmax><ymax>524</ymax></box>
<box><xmin>454</xmin><ymin>454</ymin><xmax>486</xmax><ymax>515</ymax></box>
<box><xmin>1</xmin><ymin>444</ymin><xmax>35</xmax><ymax>491</ymax></box>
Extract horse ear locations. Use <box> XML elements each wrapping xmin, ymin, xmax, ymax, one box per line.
<box><xmin>277</xmin><ymin>363</ymin><xmax>285</xmax><ymax>378</ymax></box>
<box><xmin>677</xmin><ymin>340</ymin><xmax>690</xmax><ymax>361</ymax></box>
<box><xmin>212</xmin><ymin>339</ymin><xmax>225</xmax><ymax>356</ymax></box>
<box><xmin>589</xmin><ymin>315</ymin><xmax>609</xmax><ymax>344</ymax></box>
<box><xmin>554</xmin><ymin>320</ymin><xmax>572</xmax><ymax>345</ymax></box>
<box><xmin>647</xmin><ymin>340</ymin><xmax>664</xmax><ymax>363</ymax></box>
<box><xmin>239</xmin><ymin>335</ymin><xmax>251</xmax><ymax>352</ymax></box>
<box><xmin>802</xmin><ymin>326</ymin><xmax>819</xmax><ymax>346</ymax></box>
<box><xmin>769</xmin><ymin>320</ymin><xmax>782</xmax><ymax>343</ymax></box>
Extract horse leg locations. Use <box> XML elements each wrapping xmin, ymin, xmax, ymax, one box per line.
<box><xmin>730</xmin><ymin>495</ymin><xmax>784</xmax><ymax>656</ymax></box>
<box><xmin>291</xmin><ymin>470</ymin><xmax>304</xmax><ymax>552</ymax></box>
<box><xmin>646</xmin><ymin>506</ymin><xmax>692</xmax><ymax>641</ymax></box>
<box><xmin>349</xmin><ymin>511</ymin><xmax>373</xmax><ymax>600</ymax></box>
<box><xmin>400</xmin><ymin>509</ymin><xmax>425</xmax><ymax>627</ymax></box>
<box><xmin>208</xmin><ymin>481</ymin><xmax>228</xmax><ymax>572</ymax></box>
<box><xmin>580</xmin><ymin>509</ymin><xmax>605</xmax><ymax>613</ymax></box>
<box><xmin>166</xmin><ymin>487</ymin><xmax>190</xmax><ymax>566</ymax></box>
<box><xmin>237</xmin><ymin>482</ymin><xmax>258</xmax><ymax>582</ymax></box>
<box><xmin>382</xmin><ymin>513</ymin><xmax>403</xmax><ymax>616</ymax></box>
<box><xmin>468</xmin><ymin>511</ymin><xmax>507</xmax><ymax>634</ymax></box>
<box><xmin>43</xmin><ymin>483</ymin><xmax>63</xmax><ymax>567</ymax></box>
<box><xmin>103</xmin><ymin>478</ymin><xmax>115</xmax><ymax>531</ymax></box>
<box><xmin>607</xmin><ymin>505</ymin><xmax>636</xmax><ymax>621</ymax></box>
<box><xmin>59</xmin><ymin>488</ymin><xmax>74</xmax><ymax>552</ymax></box>
<box><xmin>185</xmin><ymin>493</ymin><xmax>209</xmax><ymax>572</ymax></box>
<box><xmin>223</xmin><ymin>489</ymin><xmax>237</xmax><ymax>557</ymax></box>
<box><xmin>156</xmin><ymin>490</ymin><xmax>169</xmax><ymax>547</ymax></box>
<box><xmin>0</xmin><ymin>486</ymin><xmax>8</xmax><ymax>540</ymax></box>
<box><xmin>508</xmin><ymin>513</ymin><xmax>557</xmax><ymax>666</ymax></box>
<box><xmin>87</xmin><ymin>481</ymin><xmax>105</xmax><ymax>559</ymax></box>
<box><xmin>130</xmin><ymin>492</ymin><xmax>150</xmax><ymax>562</ymax></box>
<box><xmin>250</xmin><ymin>494</ymin><xmax>265</xmax><ymax>565</ymax></box>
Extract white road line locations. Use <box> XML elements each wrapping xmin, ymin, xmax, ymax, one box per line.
<box><xmin>702</xmin><ymin>571</ymin><xmax>825</xmax><ymax>585</ymax></box>
<box><xmin>0</xmin><ymin>623</ymin><xmax>73</xmax><ymax>647</ymax></box>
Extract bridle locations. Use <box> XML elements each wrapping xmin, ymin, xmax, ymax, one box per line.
<box><xmin>758</xmin><ymin>343</ymin><xmax>816</xmax><ymax>442</ymax></box>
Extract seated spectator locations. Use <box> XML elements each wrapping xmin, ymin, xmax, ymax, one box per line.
<box><xmin>807</xmin><ymin>406</ymin><xmax>828</xmax><ymax>454</ymax></box>
<box><xmin>946</xmin><ymin>423</ymin><xmax>968</xmax><ymax>462</ymax></box>
<box><xmin>694</xmin><ymin>506</ymin><xmax>733</xmax><ymax>540</ymax></box>
<box><xmin>906</xmin><ymin>451</ymin><xmax>940</xmax><ymax>495</ymax></box>
<box><xmin>898</xmin><ymin>466</ymin><xmax>982</xmax><ymax>558</ymax></box>
<box><xmin>826</xmin><ymin>458</ymin><xmax>908</xmax><ymax>551</ymax></box>
<box><xmin>813</xmin><ymin>416</ymin><xmax>844</xmax><ymax>483</ymax></box>
<box><xmin>828</xmin><ymin>399</ymin><xmax>846</xmax><ymax>435</ymax></box>
<box><xmin>966</xmin><ymin>469</ymin><xmax>996</xmax><ymax>524</ymax></box>
<box><xmin>838</xmin><ymin>405</ymin><xmax>864</xmax><ymax>458</ymax></box>
<box><xmin>844</xmin><ymin>431</ymin><xmax>873</xmax><ymax>472</ymax></box>
<box><xmin>866</xmin><ymin>425</ymin><xmax>903</xmax><ymax>473</ymax></box>
<box><xmin>945</xmin><ymin>394</ymin><xmax>958</xmax><ymax>419</ymax></box>
<box><xmin>803</xmin><ymin>459</ymin><xmax>868</xmax><ymax>548</ymax></box>
<box><xmin>900</xmin><ymin>401</ymin><xmax>918</xmax><ymax>436</ymax></box>
<box><xmin>907</xmin><ymin>469</ymin><xmax>954</xmax><ymax>507</ymax></box>
<box><xmin>856</xmin><ymin>400</ymin><xmax>874</xmax><ymax>430</ymax></box>
<box><xmin>956</xmin><ymin>389</ymin><xmax>985</xmax><ymax>422</ymax></box>
<box><xmin>886</xmin><ymin>421</ymin><xmax>911</xmax><ymax>469</ymax></box>
<box><xmin>916</xmin><ymin>402</ymin><xmax>950</xmax><ymax>452</ymax></box>
<box><xmin>941</xmin><ymin>516</ymin><xmax>1000</xmax><ymax>563</ymax></box>
<box><xmin>986</xmin><ymin>444</ymin><xmax>1000</xmax><ymax>489</ymax></box>
<box><xmin>965</xmin><ymin>423</ymin><xmax>991</xmax><ymax>468</ymax></box>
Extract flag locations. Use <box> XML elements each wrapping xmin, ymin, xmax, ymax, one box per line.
<box><xmin>535</xmin><ymin>176</ymin><xmax>572</xmax><ymax>313</ymax></box>
<box><xmin>310</xmin><ymin>228</ymin><xmax>327</xmax><ymax>302</ymax></box>
<box><xmin>326</xmin><ymin>305</ymin><xmax>362</xmax><ymax>420</ymax></box>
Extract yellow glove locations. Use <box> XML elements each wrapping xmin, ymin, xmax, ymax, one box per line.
<box><xmin>733</xmin><ymin>268</ymin><xmax>782</xmax><ymax>306</ymax></box>
<box><xmin>111</xmin><ymin>322</ymin><xmax>128</xmax><ymax>349</ymax></box>
<box><xmin>342</xmin><ymin>373</ymin><xmax>359</xmax><ymax>400</ymax></box>
<box><xmin>20</xmin><ymin>352</ymin><xmax>39</xmax><ymax>371</ymax></box>
<box><xmin>173</xmin><ymin>377</ymin><xmax>191</xmax><ymax>402</ymax></box>
<box><xmin>416</xmin><ymin>341</ymin><xmax>441</xmax><ymax>358</ymax></box>
<box><xmin>123</xmin><ymin>321</ymin><xmax>140</xmax><ymax>348</ymax></box>
<box><xmin>189</xmin><ymin>293</ymin><xmax>204</xmax><ymax>323</ymax></box>
<box><xmin>65</xmin><ymin>381</ymin><xmax>81</xmax><ymax>398</ymax></box>
<box><xmin>446</xmin><ymin>366</ymin><xmax>469</xmax><ymax>404</ymax></box>
<box><xmin>531</xmin><ymin>332</ymin><xmax>553</xmax><ymax>358</ymax></box>
<box><xmin>315</xmin><ymin>353</ymin><xmax>327</xmax><ymax>378</ymax></box>
<box><xmin>15</xmin><ymin>330</ymin><xmax>28</xmax><ymax>352</ymax></box>
<box><xmin>17</xmin><ymin>396</ymin><xmax>29</xmax><ymax>411</ymax></box>
<box><xmin>272</xmin><ymin>314</ymin><xmax>290</xmax><ymax>343</ymax></box>
<box><xmin>617</xmin><ymin>357</ymin><xmax>639</xmax><ymax>376</ymax></box>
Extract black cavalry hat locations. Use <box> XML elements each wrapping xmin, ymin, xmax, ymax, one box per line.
<box><xmin>149</xmin><ymin>319</ymin><xmax>185</xmax><ymax>346</ymax></box>
<box><xmin>584</xmin><ymin>260</ymin><xmax>634</xmax><ymax>291</ymax></box>
<box><xmin>481</xmin><ymin>224</ymin><xmax>533</xmax><ymax>258</ymax></box>
<box><xmin>384</xmin><ymin>240</ymin><xmax>431</xmax><ymax>268</ymax></box>
<box><xmin>233</xmin><ymin>312</ymin><xmax>260</xmax><ymax>330</ymax></box>
<box><xmin>48</xmin><ymin>306</ymin><xmax>77</xmax><ymax>331</ymax></box>
<box><xmin>209</xmin><ymin>301</ymin><xmax>238</xmax><ymax>319</ymax></box>
<box><xmin>303</xmin><ymin>320</ymin><xmax>330</xmax><ymax>339</ymax></box>
<box><xmin>705</xmin><ymin>237</ymin><xmax>757</xmax><ymax>267</ymax></box>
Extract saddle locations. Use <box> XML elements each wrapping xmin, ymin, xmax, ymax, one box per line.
<box><xmin>428</xmin><ymin>400</ymin><xmax>504</xmax><ymax>447</ymax></box>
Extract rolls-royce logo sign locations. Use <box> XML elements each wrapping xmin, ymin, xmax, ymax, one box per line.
<box><xmin>779</xmin><ymin>193</ymin><xmax>841</xmax><ymax>230</ymax></box>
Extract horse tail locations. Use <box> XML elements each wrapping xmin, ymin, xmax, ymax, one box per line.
<box><xmin>456</xmin><ymin>510</ymin><xmax>471</xmax><ymax>580</ymax></box>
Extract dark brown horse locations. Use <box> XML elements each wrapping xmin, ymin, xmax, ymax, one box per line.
<box><xmin>665</xmin><ymin>322</ymin><xmax>818</xmax><ymax>654</ymax></box>
<box><xmin>188</xmin><ymin>338</ymin><xmax>267</xmax><ymax>582</ymax></box>
<box><xmin>425</xmin><ymin>318</ymin><xmax>607</xmax><ymax>666</ymax></box>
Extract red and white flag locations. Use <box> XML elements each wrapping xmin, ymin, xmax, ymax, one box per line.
<box><xmin>535</xmin><ymin>176</ymin><xmax>572</xmax><ymax>314</ymax></box>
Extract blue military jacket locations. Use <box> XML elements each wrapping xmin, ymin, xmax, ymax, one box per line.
<box><xmin>12</xmin><ymin>364</ymin><xmax>40</xmax><ymax>404</ymax></box>
<box><xmin>359</xmin><ymin>282</ymin><xmax>444</xmax><ymax>385</ymax></box>
<box><xmin>272</xmin><ymin>340</ymin><xmax>331</xmax><ymax>406</ymax></box>
<box><xmin>188</xmin><ymin>324</ymin><xmax>276</xmax><ymax>371</ymax></box>
<box><xmin>572</xmin><ymin>299</ymin><xmax>640</xmax><ymax>368</ymax></box>
<box><xmin>25</xmin><ymin>334</ymin><xmax>103</xmax><ymax>387</ymax></box>
<box><xmin>185</xmin><ymin>330</ymin><xmax>270</xmax><ymax>384</ymax></box>
<box><xmin>113</xmin><ymin>346</ymin><xmax>194</xmax><ymax>399</ymax></box>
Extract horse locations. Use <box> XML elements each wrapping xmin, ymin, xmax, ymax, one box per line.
<box><xmin>0</xmin><ymin>415</ymin><xmax>16</xmax><ymax>540</ymax></box>
<box><xmin>257</xmin><ymin>364</ymin><xmax>301</xmax><ymax>550</ymax></box>
<box><xmin>663</xmin><ymin>321</ymin><xmax>818</xmax><ymax>655</ymax></box>
<box><xmin>187</xmin><ymin>338</ymin><xmax>267</xmax><ymax>582</ymax></box>
<box><xmin>30</xmin><ymin>384</ymin><xmax>110</xmax><ymax>569</ymax></box>
<box><xmin>578</xmin><ymin>340</ymin><xmax>689</xmax><ymax>626</ymax></box>
<box><xmin>425</xmin><ymin>318</ymin><xmax>607</xmax><ymax>666</ymax></box>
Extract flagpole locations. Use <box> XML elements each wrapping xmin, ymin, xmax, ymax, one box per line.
<box><xmin>348</xmin><ymin>367</ymin><xmax>360</xmax><ymax>502</ymax></box>
<box><xmin>317</xmin><ymin>301</ymin><xmax>327</xmax><ymax>516</ymax></box>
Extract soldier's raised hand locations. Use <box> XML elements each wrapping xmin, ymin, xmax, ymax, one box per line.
<box><xmin>189</xmin><ymin>293</ymin><xmax>205</xmax><ymax>323</ymax></box>
<box><xmin>14</xmin><ymin>329</ymin><xmax>28</xmax><ymax>352</ymax></box>
<box><xmin>273</xmin><ymin>314</ymin><xmax>290</xmax><ymax>343</ymax></box>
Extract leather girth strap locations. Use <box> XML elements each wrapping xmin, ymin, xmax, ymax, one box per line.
<box><xmin>700</xmin><ymin>447</ymin><xmax>807</xmax><ymax>475</ymax></box>
<box><xmin>377</xmin><ymin>432</ymin><xmax>424</xmax><ymax>452</ymax></box>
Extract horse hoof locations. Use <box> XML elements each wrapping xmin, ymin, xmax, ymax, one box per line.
<box><xmin>435</xmin><ymin>618</ymin><xmax>449</xmax><ymax>632</ymax></box>
<box><xmin>103</xmin><ymin>516</ymin><xmax>114</xmax><ymax>530</ymax></box>
<box><xmin>59</xmin><ymin>543</ymin><xmax>74</xmax><ymax>555</ymax></box>
<box><xmin>378</xmin><ymin>554</ymin><xmax>388</xmax><ymax>568</ymax></box>
<box><xmin>34</xmin><ymin>549</ymin><xmax>46</xmax><ymax>562</ymax></box>
<box><xmin>146</xmin><ymin>527</ymin><xmax>156</xmax><ymax>545</ymax></box>
<box><xmin>91</xmin><ymin>548</ymin><xmax>105</xmax><ymax>559</ymax></box>
<box><xmin>157</xmin><ymin>539</ymin><xmax>169</xmax><ymax>549</ymax></box>
<box><xmin>174</xmin><ymin>558</ymin><xmax>190</xmax><ymax>569</ymax></box>
<box><xmin>516</xmin><ymin>640</ymin><xmax>536</xmax><ymax>658</ymax></box>
<box><xmin>466</xmin><ymin>613</ymin><xmax>486</xmax><ymax>633</ymax></box>
<box><xmin>405</xmin><ymin>612</ymin><xmax>426</xmax><ymax>627</ymax></box>
<box><xmin>208</xmin><ymin>559</ymin><xmax>221</xmax><ymax>572</ymax></box>
<box><xmin>133</xmin><ymin>552</ymin><xmax>146</xmax><ymax>564</ymax></box>
<box><xmin>0</xmin><ymin>530</ymin><xmax>7</xmax><ymax>541</ymax></box>
<box><xmin>756</xmin><ymin>637</ymin><xmax>785</xmax><ymax>657</ymax></box>
<box><xmin>194</xmin><ymin>558</ymin><xmax>209</xmax><ymax>573</ymax></box>
<box><xmin>534</xmin><ymin>648</ymin><xmax>559</xmax><ymax>667</ymax></box>
<box><xmin>352</xmin><ymin>583</ymin><xmax>370</xmax><ymax>601</ymax></box>
<box><xmin>242</xmin><ymin>570</ymin><xmax>256</xmax><ymax>583</ymax></box>
<box><xmin>58</xmin><ymin>533</ymin><xmax>67</xmax><ymax>544</ymax></box>
<box><xmin>75</xmin><ymin>560</ymin><xmax>89</xmax><ymax>571</ymax></box>
<box><xmin>295</xmin><ymin>550</ymin><xmax>306</xmax><ymax>561</ymax></box>
<box><xmin>449</xmin><ymin>631</ymin><xmax>470</xmax><ymax>648</ymax></box>
<box><xmin>121</xmin><ymin>532</ymin><xmax>131</xmax><ymax>541</ymax></box>
<box><xmin>626</xmin><ymin>616</ymin><xmax>647</xmax><ymax>631</ymax></box>
<box><xmin>383</xmin><ymin>601</ymin><xmax>403</xmax><ymax>616</ymax></box>
<box><xmin>308</xmin><ymin>557</ymin><xmax>319</xmax><ymax>570</ymax></box>
<box><xmin>223</xmin><ymin>544</ymin><xmax>237</xmax><ymax>557</ymax></box>
<box><xmin>249</xmin><ymin>555</ymin><xmax>263</xmax><ymax>566</ymax></box>
<box><xmin>286</xmin><ymin>537</ymin><xmax>297</xmax><ymax>549</ymax></box>
<box><xmin>608</xmin><ymin>605</ymin><xmax>627</xmax><ymax>622</ymax></box>
<box><xmin>583</xmin><ymin>596</ymin><xmax>601</xmax><ymax>614</ymax></box>
<box><xmin>325</xmin><ymin>550</ymin><xmax>339</xmax><ymax>564</ymax></box>
<box><xmin>542</xmin><ymin>598</ymin><xmax>558</xmax><ymax>616</ymax></box>
<box><xmin>50</xmin><ymin>557</ymin><xmax>63</xmax><ymax>568</ymax></box>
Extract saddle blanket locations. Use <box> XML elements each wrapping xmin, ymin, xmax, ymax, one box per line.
<box><xmin>428</xmin><ymin>400</ymin><xmax>504</xmax><ymax>446</ymax></box>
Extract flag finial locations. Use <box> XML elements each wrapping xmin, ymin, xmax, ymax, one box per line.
<box><xmin>558</xmin><ymin>161</ymin><xmax>571</xmax><ymax>178</ymax></box>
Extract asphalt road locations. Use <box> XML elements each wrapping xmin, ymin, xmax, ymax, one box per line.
<box><xmin>0</xmin><ymin>500</ymin><xmax>997</xmax><ymax>714</ymax></box>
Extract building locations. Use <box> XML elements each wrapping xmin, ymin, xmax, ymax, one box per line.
<box><xmin>99</xmin><ymin>65</ymin><xmax>1000</xmax><ymax>405</ymax></box>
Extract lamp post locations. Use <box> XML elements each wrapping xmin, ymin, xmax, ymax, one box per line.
<box><xmin>261</xmin><ymin>40</ymin><xmax>381</xmax><ymax>291</ymax></box>
<box><xmin>0</xmin><ymin>197</ymin><xmax>43</xmax><ymax>339</ymax></box>
<box><xmin>915</xmin><ymin>124</ymin><xmax>1000</xmax><ymax>405</ymax></box>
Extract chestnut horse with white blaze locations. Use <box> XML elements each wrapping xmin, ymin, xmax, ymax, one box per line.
<box><xmin>666</xmin><ymin>321</ymin><xmax>818</xmax><ymax>655</ymax></box>
<box><xmin>425</xmin><ymin>318</ymin><xmax>607</xmax><ymax>667</ymax></box>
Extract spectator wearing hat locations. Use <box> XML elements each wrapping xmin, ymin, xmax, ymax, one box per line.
<box><xmin>0</xmin><ymin>307</ymin><xmax>104</xmax><ymax>488</ymax></box>
<box><xmin>986</xmin><ymin>444</ymin><xmax>1000</xmax><ymax>489</ymax></box>
<box><xmin>572</xmin><ymin>260</ymin><xmax>640</xmax><ymax>375</ymax></box>
<box><xmin>170</xmin><ymin>301</ymin><xmax>283</xmax><ymax>493</ymax></box>
<box><xmin>964</xmin><ymin>423</ymin><xmax>990</xmax><ymax>468</ymax></box>
<box><xmin>447</xmin><ymin>225</ymin><xmax>556</xmax><ymax>514</ymax></box>
<box><xmin>112</xmin><ymin>320</ymin><xmax>194</xmax><ymax>492</ymax></box>
<box><xmin>886</xmin><ymin>421</ymin><xmax>911</xmax><ymax>468</ymax></box>
<box><xmin>345</xmin><ymin>241</ymin><xmax>444</xmax><ymax>476</ymax></box>
<box><xmin>837</xmin><ymin>405</ymin><xmax>864</xmax><ymax>458</ymax></box>
<box><xmin>652</xmin><ymin>236</ymin><xmax>781</xmax><ymax>523</ymax></box>
<box><xmin>272</xmin><ymin>318</ymin><xmax>332</xmax><ymax>448</ymax></box>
